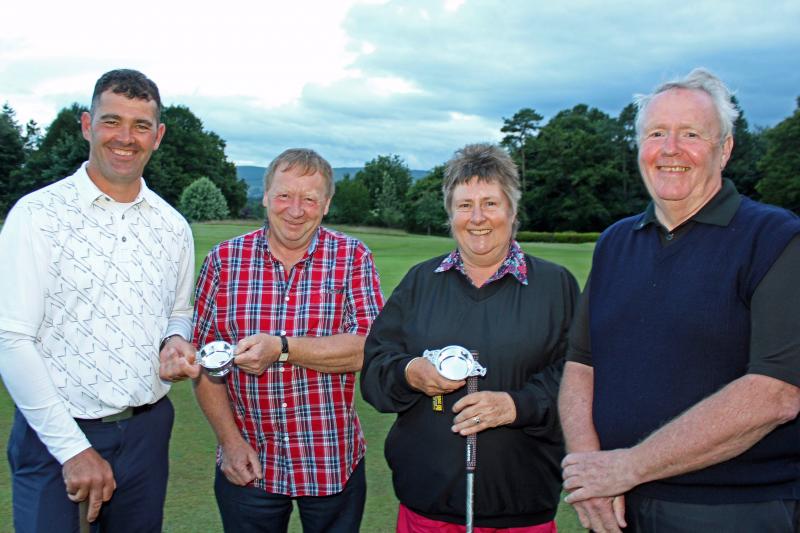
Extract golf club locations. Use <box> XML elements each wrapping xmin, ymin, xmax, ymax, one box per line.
<box><xmin>79</xmin><ymin>500</ymin><xmax>90</xmax><ymax>533</ymax></box>
<box><xmin>465</xmin><ymin>350</ymin><xmax>479</xmax><ymax>533</ymax></box>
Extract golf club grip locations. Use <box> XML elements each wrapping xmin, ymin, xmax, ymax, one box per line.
<box><xmin>79</xmin><ymin>500</ymin><xmax>90</xmax><ymax>533</ymax></box>
<box><xmin>466</xmin><ymin>350</ymin><xmax>478</xmax><ymax>471</ymax></box>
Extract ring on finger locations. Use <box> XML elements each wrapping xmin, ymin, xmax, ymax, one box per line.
<box><xmin>473</xmin><ymin>416</ymin><xmax>481</xmax><ymax>425</ymax></box>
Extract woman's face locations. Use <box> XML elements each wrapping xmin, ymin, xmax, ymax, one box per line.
<box><xmin>450</xmin><ymin>177</ymin><xmax>514</xmax><ymax>268</ymax></box>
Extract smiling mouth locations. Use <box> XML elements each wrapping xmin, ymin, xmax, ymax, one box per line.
<box><xmin>657</xmin><ymin>165</ymin><xmax>690</xmax><ymax>172</ymax></box>
<box><xmin>111</xmin><ymin>148</ymin><xmax>135</xmax><ymax>157</ymax></box>
<box><xmin>468</xmin><ymin>229</ymin><xmax>491</xmax><ymax>236</ymax></box>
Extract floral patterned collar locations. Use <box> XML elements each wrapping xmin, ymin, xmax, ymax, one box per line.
<box><xmin>434</xmin><ymin>240</ymin><xmax>528</xmax><ymax>286</ymax></box>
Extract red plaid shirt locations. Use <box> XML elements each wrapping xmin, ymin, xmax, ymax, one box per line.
<box><xmin>192</xmin><ymin>226</ymin><xmax>384</xmax><ymax>496</ymax></box>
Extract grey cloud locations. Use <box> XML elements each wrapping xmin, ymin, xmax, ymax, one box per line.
<box><xmin>3</xmin><ymin>0</ymin><xmax>798</xmax><ymax>170</ymax></box>
<box><xmin>340</xmin><ymin>0</ymin><xmax>800</xmax><ymax>122</ymax></box>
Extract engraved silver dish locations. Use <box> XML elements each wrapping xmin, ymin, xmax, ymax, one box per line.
<box><xmin>197</xmin><ymin>341</ymin><xmax>235</xmax><ymax>377</ymax></box>
<box><xmin>422</xmin><ymin>345</ymin><xmax>486</xmax><ymax>381</ymax></box>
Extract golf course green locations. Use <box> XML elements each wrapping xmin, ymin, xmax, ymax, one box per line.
<box><xmin>0</xmin><ymin>222</ymin><xmax>592</xmax><ymax>532</ymax></box>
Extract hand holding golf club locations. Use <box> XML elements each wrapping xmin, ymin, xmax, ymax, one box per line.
<box><xmin>451</xmin><ymin>391</ymin><xmax>516</xmax><ymax>436</ymax></box>
<box><xmin>62</xmin><ymin>447</ymin><xmax>116</xmax><ymax>523</ymax></box>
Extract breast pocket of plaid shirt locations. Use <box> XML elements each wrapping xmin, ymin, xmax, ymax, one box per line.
<box><xmin>306</xmin><ymin>281</ymin><xmax>347</xmax><ymax>334</ymax></box>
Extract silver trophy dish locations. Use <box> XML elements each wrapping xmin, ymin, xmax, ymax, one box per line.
<box><xmin>422</xmin><ymin>345</ymin><xmax>486</xmax><ymax>381</ymax></box>
<box><xmin>196</xmin><ymin>341</ymin><xmax>236</xmax><ymax>377</ymax></box>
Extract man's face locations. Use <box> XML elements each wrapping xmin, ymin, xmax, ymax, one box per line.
<box><xmin>263</xmin><ymin>166</ymin><xmax>331</xmax><ymax>256</ymax></box>
<box><xmin>638</xmin><ymin>88</ymin><xmax>733</xmax><ymax>209</ymax></box>
<box><xmin>81</xmin><ymin>90</ymin><xmax>165</xmax><ymax>188</ymax></box>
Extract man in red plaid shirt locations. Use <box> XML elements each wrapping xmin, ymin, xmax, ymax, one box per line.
<box><xmin>192</xmin><ymin>148</ymin><xmax>384</xmax><ymax>532</ymax></box>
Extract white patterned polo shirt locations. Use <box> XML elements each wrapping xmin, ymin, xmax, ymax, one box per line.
<box><xmin>0</xmin><ymin>163</ymin><xmax>194</xmax><ymax>460</ymax></box>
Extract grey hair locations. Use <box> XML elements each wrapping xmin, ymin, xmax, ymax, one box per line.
<box><xmin>633</xmin><ymin>67</ymin><xmax>739</xmax><ymax>146</ymax></box>
<box><xmin>442</xmin><ymin>143</ymin><xmax>521</xmax><ymax>233</ymax></box>
<box><xmin>263</xmin><ymin>148</ymin><xmax>335</xmax><ymax>198</ymax></box>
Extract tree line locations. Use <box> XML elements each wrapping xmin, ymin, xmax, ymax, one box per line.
<box><xmin>324</xmin><ymin>96</ymin><xmax>800</xmax><ymax>234</ymax></box>
<box><xmin>0</xmin><ymin>103</ymin><xmax>247</xmax><ymax>222</ymax></box>
<box><xmin>1</xmin><ymin>95</ymin><xmax>798</xmax><ymax>232</ymax></box>
<box><xmin>498</xmin><ymin>97</ymin><xmax>800</xmax><ymax>231</ymax></box>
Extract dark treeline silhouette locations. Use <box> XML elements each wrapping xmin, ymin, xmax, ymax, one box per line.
<box><xmin>0</xmin><ymin>103</ymin><xmax>246</xmax><ymax>220</ymax></box>
<box><xmin>2</xmin><ymin>96</ymin><xmax>798</xmax><ymax>232</ymax></box>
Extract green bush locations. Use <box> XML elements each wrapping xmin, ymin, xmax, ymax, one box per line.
<box><xmin>516</xmin><ymin>231</ymin><xmax>600</xmax><ymax>243</ymax></box>
<box><xmin>178</xmin><ymin>176</ymin><xmax>230</xmax><ymax>222</ymax></box>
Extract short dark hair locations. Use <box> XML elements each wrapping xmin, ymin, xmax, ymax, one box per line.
<box><xmin>91</xmin><ymin>69</ymin><xmax>162</xmax><ymax>121</ymax></box>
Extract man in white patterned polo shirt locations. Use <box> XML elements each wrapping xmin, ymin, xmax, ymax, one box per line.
<box><xmin>0</xmin><ymin>69</ymin><xmax>199</xmax><ymax>532</ymax></box>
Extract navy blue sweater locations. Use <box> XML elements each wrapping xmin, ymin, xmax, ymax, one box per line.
<box><xmin>590</xmin><ymin>197</ymin><xmax>800</xmax><ymax>503</ymax></box>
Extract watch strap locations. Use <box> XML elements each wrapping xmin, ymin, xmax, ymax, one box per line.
<box><xmin>278</xmin><ymin>335</ymin><xmax>289</xmax><ymax>362</ymax></box>
<box><xmin>159</xmin><ymin>334</ymin><xmax>180</xmax><ymax>352</ymax></box>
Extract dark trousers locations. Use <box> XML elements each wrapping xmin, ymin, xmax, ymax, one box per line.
<box><xmin>214</xmin><ymin>458</ymin><xmax>367</xmax><ymax>533</ymax></box>
<box><xmin>623</xmin><ymin>492</ymin><xmax>800</xmax><ymax>533</ymax></box>
<box><xmin>7</xmin><ymin>397</ymin><xmax>174</xmax><ymax>533</ymax></box>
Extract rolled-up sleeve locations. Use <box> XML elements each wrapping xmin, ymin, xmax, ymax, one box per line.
<box><xmin>164</xmin><ymin>220</ymin><xmax>195</xmax><ymax>342</ymax></box>
<box><xmin>343</xmin><ymin>244</ymin><xmax>384</xmax><ymax>336</ymax></box>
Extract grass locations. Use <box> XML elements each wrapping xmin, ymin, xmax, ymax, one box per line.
<box><xmin>0</xmin><ymin>222</ymin><xmax>592</xmax><ymax>532</ymax></box>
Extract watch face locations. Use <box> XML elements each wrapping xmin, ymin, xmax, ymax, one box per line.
<box><xmin>197</xmin><ymin>341</ymin><xmax>235</xmax><ymax>377</ymax></box>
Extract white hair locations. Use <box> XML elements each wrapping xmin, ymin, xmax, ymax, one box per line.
<box><xmin>633</xmin><ymin>67</ymin><xmax>739</xmax><ymax>146</ymax></box>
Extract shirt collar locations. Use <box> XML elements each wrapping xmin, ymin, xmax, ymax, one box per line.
<box><xmin>434</xmin><ymin>240</ymin><xmax>528</xmax><ymax>286</ymax></box>
<box><xmin>260</xmin><ymin>224</ymin><xmax>323</xmax><ymax>263</ymax></box>
<box><xmin>73</xmin><ymin>162</ymin><xmax>152</xmax><ymax>209</ymax></box>
<box><xmin>634</xmin><ymin>178</ymin><xmax>742</xmax><ymax>231</ymax></box>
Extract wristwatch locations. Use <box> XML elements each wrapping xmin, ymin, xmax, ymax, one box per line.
<box><xmin>159</xmin><ymin>334</ymin><xmax>181</xmax><ymax>352</ymax></box>
<box><xmin>278</xmin><ymin>335</ymin><xmax>289</xmax><ymax>362</ymax></box>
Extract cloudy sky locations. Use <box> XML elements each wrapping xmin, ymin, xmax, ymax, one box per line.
<box><xmin>2</xmin><ymin>0</ymin><xmax>798</xmax><ymax>170</ymax></box>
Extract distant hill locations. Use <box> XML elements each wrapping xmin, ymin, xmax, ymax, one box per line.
<box><xmin>237</xmin><ymin>165</ymin><xmax>430</xmax><ymax>198</ymax></box>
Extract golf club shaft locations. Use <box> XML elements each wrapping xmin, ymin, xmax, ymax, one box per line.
<box><xmin>79</xmin><ymin>500</ymin><xmax>90</xmax><ymax>533</ymax></box>
<box><xmin>466</xmin><ymin>471</ymin><xmax>474</xmax><ymax>533</ymax></box>
<box><xmin>465</xmin><ymin>350</ymin><xmax>479</xmax><ymax>533</ymax></box>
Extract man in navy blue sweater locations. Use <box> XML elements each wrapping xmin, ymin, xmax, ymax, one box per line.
<box><xmin>559</xmin><ymin>68</ymin><xmax>800</xmax><ymax>532</ymax></box>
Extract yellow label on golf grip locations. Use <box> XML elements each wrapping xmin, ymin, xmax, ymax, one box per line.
<box><xmin>432</xmin><ymin>394</ymin><xmax>443</xmax><ymax>411</ymax></box>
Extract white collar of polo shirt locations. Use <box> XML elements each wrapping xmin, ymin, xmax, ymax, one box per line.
<box><xmin>72</xmin><ymin>162</ymin><xmax>155</xmax><ymax>209</ymax></box>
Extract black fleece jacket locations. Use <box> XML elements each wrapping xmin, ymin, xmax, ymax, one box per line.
<box><xmin>361</xmin><ymin>253</ymin><xmax>578</xmax><ymax>528</ymax></box>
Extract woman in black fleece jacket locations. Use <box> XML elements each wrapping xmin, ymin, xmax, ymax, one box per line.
<box><xmin>361</xmin><ymin>143</ymin><xmax>578</xmax><ymax>531</ymax></box>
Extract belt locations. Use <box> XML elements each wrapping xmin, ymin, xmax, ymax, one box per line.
<box><xmin>75</xmin><ymin>396</ymin><xmax>164</xmax><ymax>423</ymax></box>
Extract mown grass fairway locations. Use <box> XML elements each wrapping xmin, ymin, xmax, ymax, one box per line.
<box><xmin>0</xmin><ymin>222</ymin><xmax>592</xmax><ymax>532</ymax></box>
